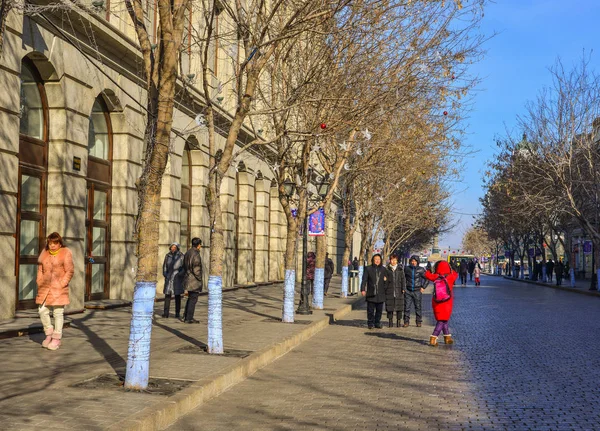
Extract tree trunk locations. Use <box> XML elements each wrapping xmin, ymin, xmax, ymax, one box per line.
<box><xmin>125</xmin><ymin>36</ymin><xmax>180</xmax><ymax>387</ymax></box>
<box><xmin>282</xmin><ymin>214</ymin><xmax>299</xmax><ymax>322</ymax></box>
<box><xmin>341</xmin><ymin>213</ymin><xmax>357</xmax><ymax>297</ymax></box>
<box><xmin>312</xmin><ymin>232</ymin><xmax>327</xmax><ymax>309</ymax></box>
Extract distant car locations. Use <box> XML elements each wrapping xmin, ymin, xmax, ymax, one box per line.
<box><xmin>419</xmin><ymin>256</ymin><xmax>428</xmax><ymax>268</ymax></box>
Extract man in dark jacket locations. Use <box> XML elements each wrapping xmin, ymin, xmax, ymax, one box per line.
<box><xmin>546</xmin><ymin>259</ymin><xmax>555</xmax><ymax>282</ymax></box>
<box><xmin>324</xmin><ymin>253</ymin><xmax>335</xmax><ymax>296</ymax></box>
<box><xmin>182</xmin><ymin>237</ymin><xmax>203</xmax><ymax>323</ymax></box>
<box><xmin>555</xmin><ymin>259</ymin><xmax>564</xmax><ymax>286</ymax></box>
<box><xmin>361</xmin><ymin>254</ymin><xmax>388</xmax><ymax>329</ymax></box>
<box><xmin>403</xmin><ymin>255</ymin><xmax>426</xmax><ymax>327</ymax></box>
<box><xmin>468</xmin><ymin>259</ymin><xmax>476</xmax><ymax>281</ymax></box>
<box><xmin>386</xmin><ymin>253</ymin><xmax>405</xmax><ymax>327</ymax></box>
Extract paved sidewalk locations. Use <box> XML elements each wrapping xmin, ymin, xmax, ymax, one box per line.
<box><xmin>502</xmin><ymin>274</ymin><xmax>600</xmax><ymax>297</ymax></box>
<box><xmin>168</xmin><ymin>274</ymin><xmax>600</xmax><ymax>430</ymax></box>
<box><xmin>0</xmin><ymin>277</ymin><xmax>360</xmax><ymax>431</ymax></box>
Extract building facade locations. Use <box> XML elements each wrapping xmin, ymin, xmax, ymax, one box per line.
<box><xmin>0</xmin><ymin>8</ymin><xmax>352</xmax><ymax>319</ymax></box>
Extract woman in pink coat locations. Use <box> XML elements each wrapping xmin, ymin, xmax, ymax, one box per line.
<box><xmin>424</xmin><ymin>260</ymin><xmax>458</xmax><ymax>346</ymax></box>
<box><xmin>36</xmin><ymin>232</ymin><xmax>74</xmax><ymax>351</ymax></box>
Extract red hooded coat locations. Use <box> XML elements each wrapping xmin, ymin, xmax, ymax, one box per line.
<box><xmin>424</xmin><ymin>260</ymin><xmax>458</xmax><ymax>321</ymax></box>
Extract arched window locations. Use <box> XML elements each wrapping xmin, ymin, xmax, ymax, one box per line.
<box><xmin>17</xmin><ymin>59</ymin><xmax>48</xmax><ymax>308</ymax></box>
<box><xmin>180</xmin><ymin>143</ymin><xmax>192</xmax><ymax>249</ymax></box>
<box><xmin>85</xmin><ymin>95</ymin><xmax>113</xmax><ymax>300</ymax></box>
<box><xmin>88</xmin><ymin>99</ymin><xmax>110</xmax><ymax>159</ymax></box>
<box><xmin>19</xmin><ymin>62</ymin><xmax>44</xmax><ymax>139</ymax></box>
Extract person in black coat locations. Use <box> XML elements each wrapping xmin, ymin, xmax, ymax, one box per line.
<box><xmin>181</xmin><ymin>237</ymin><xmax>203</xmax><ymax>323</ymax></box>
<box><xmin>361</xmin><ymin>254</ymin><xmax>388</xmax><ymax>329</ymax></box>
<box><xmin>162</xmin><ymin>242</ymin><xmax>185</xmax><ymax>318</ymax></box>
<box><xmin>403</xmin><ymin>255</ymin><xmax>426</xmax><ymax>327</ymax></box>
<box><xmin>385</xmin><ymin>253</ymin><xmax>405</xmax><ymax>327</ymax></box>
<box><xmin>324</xmin><ymin>253</ymin><xmax>335</xmax><ymax>296</ymax></box>
<box><xmin>468</xmin><ymin>259</ymin><xmax>476</xmax><ymax>281</ymax></box>
<box><xmin>555</xmin><ymin>259</ymin><xmax>564</xmax><ymax>286</ymax></box>
<box><xmin>546</xmin><ymin>259</ymin><xmax>555</xmax><ymax>282</ymax></box>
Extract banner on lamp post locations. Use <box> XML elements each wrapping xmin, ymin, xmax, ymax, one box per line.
<box><xmin>583</xmin><ymin>241</ymin><xmax>592</xmax><ymax>254</ymax></box>
<box><xmin>308</xmin><ymin>208</ymin><xmax>325</xmax><ymax>236</ymax></box>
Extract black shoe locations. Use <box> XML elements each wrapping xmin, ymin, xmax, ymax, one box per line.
<box><xmin>368</xmin><ymin>325</ymin><xmax>374</xmax><ymax>329</ymax></box>
<box><xmin>389</xmin><ymin>319</ymin><xmax>394</xmax><ymax>328</ymax></box>
<box><xmin>161</xmin><ymin>314</ymin><xmax>168</xmax><ymax>318</ymax></box>
<box><xmin>375</xmin><ymin>323</ymin><xmax>383</xmax><ymax>329</ymax></box>
<box><xmin>185</xmin><ymin>319</ymin><xmax>200</xmax><ymax>324</ymax></box>
<box><xmin>416</xmin><ymin>322</ymin><xmax>422</xmax><ymax>327</ymax></box>
<box><xmin>175</xmin><ymin>314</ymin><xmax>181</xmax><ymax>319</ymax></box>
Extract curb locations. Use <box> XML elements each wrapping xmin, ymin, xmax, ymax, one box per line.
<box><xmin>109</xmin><ymin>296</ymin><xmax>365</xmax><ymax>431</ymax></box>
<box><xmin>502</xmin><ymin>276</ymin><xmax>600</xmax><ymax>298</ymax></box>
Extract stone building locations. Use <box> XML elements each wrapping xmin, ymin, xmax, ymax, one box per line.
<box><xmin>0</xmin><ymin>7</ymin><xmax>355</xmax><ymax>319</ymax></box>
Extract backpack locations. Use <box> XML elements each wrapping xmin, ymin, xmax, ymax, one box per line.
<box><xmin>432</xmin><ymin>275</ymin><xmax>451</xmax><ymax>303</ymax></box>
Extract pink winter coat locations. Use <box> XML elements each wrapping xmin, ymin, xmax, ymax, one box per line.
<box><xmin>474</xmin><ymin>266</ymin><xmax>481</xmax><ymax>278</ymax></box>
<box><xmin>36</xmin><ymin>247</ymin><xmax>74</xmax><ymax>306</ymax></box>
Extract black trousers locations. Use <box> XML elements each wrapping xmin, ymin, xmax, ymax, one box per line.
<box><xmin>460</xmin><ymin>273</ymin><xmax>467</xmax><ymax>284</ymax></box>
<box><xmin>387</xmin><ymin>310</ymin><xmax>402</xmax><ymax>321</ymax></box>
<box><xmin>183</xmin><ymin>291</ymin><xmax>200</xmax><ymax>321</ymax></box>
<box><xmin>163</xmin><ymin>294</ymin><xmax>181</xmax><ymax>317</ymax></box>
<box><xmin>404</xmin><ymin>290</ymin><xmax>422</xmax><ymax>324</ymax></box>
<box><xmin>367</xmin><ymin>301</ymin><xmax>384</xmax><ymax>327</ymax></box>
<box><xmin>324</xmin><ymin>277</ymin><xmax>332</xmax><ymax>294</ymax></box>
<box><xmin>469</xmin><ymin>272</ymin><xmax>474</xmax><ymax>281</ymax></box>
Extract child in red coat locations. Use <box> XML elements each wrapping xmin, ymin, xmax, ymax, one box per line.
<box><xmin>424</xmin><ymin>260</ymin><xmax>458</xmax><ymax>346</ymax></box>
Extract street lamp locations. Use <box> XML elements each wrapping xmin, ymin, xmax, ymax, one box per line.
<box><xmin>297</xmin><ymin>175</ymin><xmax>331</xmax><ymax>315</ymax></box>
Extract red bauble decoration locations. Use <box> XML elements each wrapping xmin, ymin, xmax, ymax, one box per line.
<box><xmin>443</xmin><ymin>111</ymin><xmax>448</xmax><ymax>116</ymax></box>
<box><xmin>320</xmin><ymin>123</ymin><xmax>327</xmax><ymax>129</ymax></box>
<box><xmin>452</xmin><ymin>74</ymin><xmax>456</xmax><ymax>80</ymax></box>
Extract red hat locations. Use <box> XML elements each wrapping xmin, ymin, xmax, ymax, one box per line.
<box><xmin>436</xmin><ymin>260</ymin><xmax>451</xmax><ymax>275</ymax></box>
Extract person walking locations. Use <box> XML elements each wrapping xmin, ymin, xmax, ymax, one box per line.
<box><xmin>36</xmin><ymin>232</ymin><xmax>74</xmax><ymax>351</ymax></box>
<box><xmin>459</xmin><ymin>258</ymin><xmax>468</xmax><ymax>286</ymax></box>
<box><xmin>324</xmin><ymin>253</ymin><xmax>335</xmax><ymax>296</ymax></box>
<box><xmin>306</xmin><ymin>251</ymin><xmax>316</xmax><ymax>295</ymax></box>
<box><xmin>361</xmin><ymin>254</ymin><xmax>388</xmax><ymax>329</ymax></box>
<box><xmin>555</xmin><ymin>259</ymin><xmax>564</xmax><ymax>286</ymax></box>
<box><xmin>425</xmin><ymin>260</ymin><xmax>458</xmax><ymax>346</ymax></box>
<box><xmin>182</xmin><ymin>237</ymin><xmax>203</xmax><ymax>323</ymax></box>
<box><xmin>403</xmin><ymin>255</ymin><xmax>426</xmax><ymax>327</ymax></box>
<box><xmin>162</xmin><ymin>242</ymin><xmax>185</xmax><ymax>319</ymax></box>
<box><xmin>474</xmin><ymin>262</ymin><xmax>481</xmax><ymax>286</ymax></box>
<box><xmin>468</xmin><ymin>259</ymin><xmax>475</xmax><ymax>281</ymax></box>
<box><xmin>546</xmin><ymin>259</ymin><xmax>555</xmax><ymax>282</ymax></box>
<box><xmin>385</xmin><ymin>253</ymin><xmax>405</xmax><ymax>327</ymax></box>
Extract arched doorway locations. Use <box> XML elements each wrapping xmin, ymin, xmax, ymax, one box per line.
<box><xmin>85</xmin><ymin>96</ymin><xmax>113</xmax><ymax>300</ymax></box>
<box><xmin>16</xmin><ymin>58</ymin><xmax>49</xmax><ymax>309</ymax></box>
<box><xmin>180</xmin><ymin>142</ymin><xmax>192</xmax><ymax>250</ymax></box>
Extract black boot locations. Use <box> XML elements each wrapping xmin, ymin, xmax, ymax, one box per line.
<box><xmin>389</xmin><ymin>318</ymin><xmax>393</xmax><ymax>328</ymax></box>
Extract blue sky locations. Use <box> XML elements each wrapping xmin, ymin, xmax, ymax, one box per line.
<box><xmin>440</xmin><ymin>0</ymin><xmax>600</xmax><ymax>248</ymax></box>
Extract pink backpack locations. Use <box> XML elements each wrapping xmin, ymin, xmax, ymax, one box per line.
<box><xmin>433</xmin><ymin>275</ymin><xmax>451</xmax><ymax>303</ymax></box>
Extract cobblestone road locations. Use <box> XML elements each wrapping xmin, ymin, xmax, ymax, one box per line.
<box><xmin>168</xmin><ymin>275</ymin><xmax>600</xmax><ymax>431</ymax></box>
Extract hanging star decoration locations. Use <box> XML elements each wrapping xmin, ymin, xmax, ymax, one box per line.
<box><xmin>339</xmin><ymin>141</ymin><xmax>347</xmax><ymax>150</ymax></box>
<box><xmin>195</xmin><ymin>113</ymin><xmax>206</xmax><ymax>127</ymax></box>
<box><xmin>363</xmin><ymin>128</ymin><xmax>372</xmax><ymax>141</ymax></box>
<box><xmin>344</xmin><ymin>162</ymin><xmax>351</xmax><ymax>171</ymax></box>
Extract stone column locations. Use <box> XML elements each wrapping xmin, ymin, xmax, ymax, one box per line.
<box><xmin>221</xmin><ymin>169</ymin><xmax>236</xmax><ymax>288</ymax></box>
<box><xmin>254</xmin><ymin>177</ymin><xmax>271</xmax><ymax>283</ymax></box>
<box><xmin>0</xmin><ymin>20</ymin><xmax>21</xmax><ymax>318</ymax></box>
<box><xmin>189</xmin><ymin>139</ymin><xmax>210</xmax><ymax>288</ymax></box>
<box><xmin>45</xmin><ymin>78</ymin><xmax>88</xmax><ymax>313</ymax></box>
<box><xmin>109</xmin><ymin>107</ymin><xmax>143</xmax><ymax>300</ymax></box>
<box><xmin>235</xmin><ymin>171</ymin><xmax>255</xmax><ymax>285</ymax></box>
<box><xmin>269</xmin><ymin>183</ymin><xmax>285</xmax><ymax>281</ymax></box>
<box><xmin>156</xmin><ymin>136</ymin><xmax>183</xmax><ymax>295</ymax></box>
